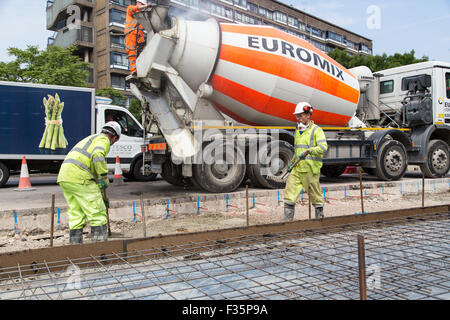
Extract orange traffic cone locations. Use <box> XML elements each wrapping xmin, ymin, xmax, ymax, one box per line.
<box><xmin>15</xmin><ymin>156</ymin><xmax>36</xmax><ymax>191</ymax></box>
<box><xmin>113</xmin><ymin>156</ymin><xmax>124</xmax><ymax>185</ymax></box>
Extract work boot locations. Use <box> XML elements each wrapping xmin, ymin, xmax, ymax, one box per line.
<box><xmin>315</xmin><ymin>206</ymin><xmax>324</xmax><ymax>219</ymax></box>
<box><xmin>69</xmin><ymin>229</ymin><xmax>83</xmax><ymax>245</ymax></box>
<box><xmin>283</xmin><ymin>203</ymin><xmax>296</xmax><ymax>222</ymax></box>
<box><xmin>91</xmin><ymin>224</ymin><xmax>108</xmax><ymax>243</ymax></box>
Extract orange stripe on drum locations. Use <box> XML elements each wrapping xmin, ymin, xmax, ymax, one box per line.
<box><xmin>220</xmin><ymin>23</ymin><xmax>355</xmax><ymax>80</ymax></box>
<box><xmin>211</xmin><ymin>75</ymin><xmax>352</xmax><ymax>127</ymax></box>
<box><xmin>218</xmin><ymin>44</ymin><xmax>359</xmax><ymax>105</ymax></box>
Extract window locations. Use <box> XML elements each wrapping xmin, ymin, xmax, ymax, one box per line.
<box><xmin>380</xmin><ymin>80</ymin><xmax>394</xmax><ymax>94</ymax></box>
<box><xmin>110</xmin><ymin>52</ymin><xmax>128</xmax><ymax>68</ymax></box>
<box><xmin>288</xmin><ymin>16</ymin><xmax>299</xmax><ymax>28</ymax></box>
<box><xmin>274</xmin><ymin>11</ymin><xmax>287</xmax><ymax>24</ymax></box>
<box><xmin>446</xmin><ymin>73</ymin><xmax>450</xmax><ymax>99</ymax></box>
<box><xmin>111</xmin><ymin>74</ymin><xmax>130</xmax><ymax>90</ymax></box>
<box><xmin>110</xmin><ymin>0</ymin><xmax>133</xmax><ymax>7</ymax></box>
<box><xmin>234</xmin><ymin>0</ymin><xmax>247</xmax><ymax>8</ymax></box>
<box><xmin>248</xmin><ymin>2</ymin><xmax>258</xmax><ymax>13</ymax></box>
<box><xmin>360</xmin><ymin>43</ymin><xmax>372</xmax><ymax>55</ymax></box>
<box><xmin>327</xmin><ymin>31</ymin><xmax>344</xmax><ymax>43</ymax></box>
<box><xmin>105</xmin><ymin>110</ymin><xmax>142</xmax><ymax>137</ymax></box>
<box><xmin>110</xmin><ymin>9</ymin><xmax>126</xmax><ymax>25</ymax></box>
<box><xmin>310</xmin><ymin>39</ymin><xmax>326</xmax><ymax>52</ymax></box>
<box><xmin>111</xmin><ymin>35</ymin><xmax>125</xmax><ymax>48</ymax></box>
<box><xmin>211</xmin><ymin>3</ymin><xmax>232</xmax><ymax>20</ymax></box>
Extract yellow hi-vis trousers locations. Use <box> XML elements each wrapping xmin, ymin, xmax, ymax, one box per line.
<box><xmin>284</xmin><ymin>170</ymin><xmax>324</xmax><ymax>207</ymax></box>
<box><xmin>60</xmin><ymin>181</ymin><xmax>107</xmax><ymax>230</ymax></box>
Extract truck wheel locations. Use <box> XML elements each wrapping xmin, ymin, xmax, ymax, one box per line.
<box><xmin>375</xmin><ymin>140</ymin><xmax>407</xmax><ymax>181</ymax></box>
<box><xmin>161</xmin><ymin>161</ymin><xmax>191</xmax><ymax>187</ymax></box>
<box><xmin>420</xmin><ymin>139</ymin><xmax>450</xmax><ymax>178</ymax></box>
<box><xmin>133</xmin><ymin>158</ymin><xmax>158</xmax><ymax>182</ymax></box>
<box><xmin>321</xmin><ymin>165</ymin><xmax>347</xmax><ymax>178</ymax></box>
<box><xmin>246</xmin><ymin>164</ymin><xmax>266</xmax><ymax>188</ymax></box>
<box><xmin>249</xmin><ymin>140</ymin><xmax>294</xmax><ymax>189</ymax></box>
<box><xmin>193</xmin><ymin>141</ymin><xmax>246</xmax><ymax>193</ymax></box>
<box><xmin>0</xmin><ymin>162</ymin><xmax>9</xmax><ymax>187</ymax></box>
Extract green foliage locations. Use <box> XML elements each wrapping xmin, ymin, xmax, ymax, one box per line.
<box><xmin>96</xmin><ymin>87</ymin><xmax>127</xmax><ymax>106</ymax></box>
<box><xmin>327</xmin><ymin>49</ymin><xmax>429</xmax><ymax>72</ymax></box>
<box><xmin>0</xmin><ymin>45</ymin><xmax>90</xmax><ymax>87</ymax></box>
<box><xmin>128</xmin><ymin>98</ymin><xmax>142</xmax><ymax>120</ymax></box>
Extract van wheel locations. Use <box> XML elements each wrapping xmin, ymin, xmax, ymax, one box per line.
<box><xmin>420</xmin><ymin>139</ymin><xmax>450</xmax><ymax>178</ymax></box>
<box><xmin>133</xmin><ymin>158</ymin><xmax>157</xmax><ymax>182</ymax></box>
<box><xmin>0</xmin><ymin>162</ymin><xmax>9</xmax><ymax>187</ymax></box>
<box><xmin>375</xmin><ymin>140</ymin><xmax>407</xmax><ymax>181</ymax></box>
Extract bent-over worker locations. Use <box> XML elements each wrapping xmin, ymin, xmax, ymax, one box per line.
<box><xmin>57</xmin><ymin>122</ymin><xmax>122</xmax><ymax>244</ymax></box>
<box><xmin>283</xmin><ymin>102</ymin><xmax>328</xmax><ymax>221</ymax></box>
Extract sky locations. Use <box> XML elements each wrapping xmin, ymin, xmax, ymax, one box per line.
<box><xmin>0</xmin><ymin>0</ymin><xmax>449</xmax><ymax>62</ymax></box>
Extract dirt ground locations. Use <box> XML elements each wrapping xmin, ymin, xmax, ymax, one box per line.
<box><xmin>1</xmin><ymin>186</ymin><xmax>449</xmax><ymax>254</ymax></box>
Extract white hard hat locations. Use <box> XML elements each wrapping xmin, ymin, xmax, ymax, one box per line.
<box><xmin>103</xmin><ymin>121</ymin><xmax>122</xmax><ymax>139</ymax></box>
<box><xmin>137</xmin><ymin>0</ymin><xmax>147</xmax><ymax>4</ymax></box>
<box><xmin>293</xmin><ymin>102</ymin><xmax>313</xmax><ymax>115</ymax></box>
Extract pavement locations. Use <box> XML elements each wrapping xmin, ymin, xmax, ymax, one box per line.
<box><xmin>1</xmin><ymin>170</ymin><xmax>448</xmax><ymax>217</ymax></box>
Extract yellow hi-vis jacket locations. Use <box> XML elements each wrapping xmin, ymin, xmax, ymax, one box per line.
<box><xmin>293</xmin><ymin>122</ymin><xmax>328</xmax><ymax>174</ymax></box>
<box><xmin>57</xmin><ymin>134</ymin><xmax>110</xmax><ymax>185</ymax></box>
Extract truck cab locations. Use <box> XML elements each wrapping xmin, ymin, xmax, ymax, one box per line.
<box><xmin>376</xmin><ymin>61</ymin><xmax>450</xmax><ymax>126</ymax></box>
<box><xmin>95</xmin><ymin>98</ymin><xmax>156</xmax><ymax>182</ymax></box>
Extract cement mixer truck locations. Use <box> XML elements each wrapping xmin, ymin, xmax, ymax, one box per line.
<box><xmin>128</xmin><ymin>1</ymin><xmax>450</xmax><ymax>193</ymax></box>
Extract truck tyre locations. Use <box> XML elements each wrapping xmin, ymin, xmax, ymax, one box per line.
<box><xmin>133</xmin><ymin>158</ymin><xmax>158</xmax><ymax>182</ymax></box>
<box><xmin>193</xmin><ymin>141</ymin><xmax>246</xmax><ymax>193</ymax></box>
<box><xmin>161</xmin><ymin>161</ymin><xmax>191</xmax><ymax>187</ymax></box>
<box><xmin>375</xmin><ymin>140</ymin><xmax>407</xmax><ymax>181</ymax></box>
<box><xmin>249</xmin><ymin>140</ymin><xmax>294</xmax><ymax>189</ymax></box>
<box><xmin>0</xmin><ymin>162</ymin><xmax>9</xmax><ymax>187</ymax></box>
<box><xmin>321</xmin><ymin>165</ymin><xmax>347</xmax><ymax>178</ymax></box>
<box><xmin>420</xmin><ymin>139</ymin><xmax>450</xmax><ymax>178</ymax></box>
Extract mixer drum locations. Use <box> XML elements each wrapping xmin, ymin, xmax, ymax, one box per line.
<box><xmin>209</xmin><ymin>24</ymin><xmax>360</xmax><ymax>127</ymax></box>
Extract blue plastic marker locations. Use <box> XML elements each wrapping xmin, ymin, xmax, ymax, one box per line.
<box><xmin>417</xmin><ymin>182</ymin><xmax>420</xmax><ymax>193</ymax></box>
<box><xmin>252</xmin><ymin>193</ymin><xmax>255</xmax><ymax>208</ymax></box>
<box><xmin>277</xmin><ymin>190</ymin><xmax>280</xmax><ymax>206</ymax></box>
<box><xmin>433</xmin><ymin>181</ymin><xmax>436</xmax><ymax>192</ymax></box>
<box><xmin>301</xmin><ymin>189</ymin><xmax>304</xmax><ymax>202</ymax></box>
<box><xmin>382</xmin><ymin>184</ymin><xmax>384</xmax><ymax>194</ymax></box>
<box><xmin>400</xmin><ymin>183</ymin><xmax>403</xmax><ymax>195</ymax></box>
<box><xmin>133</xmin><ymin>201</ymin><xmax>136</xmax><ymax>222</ymax></box>
<box><xmin>57</xmin><ymin>208</ymin><xmax>61</xmax><ymax>230</ymax></box>
<box><xmin>166</xmin><ymin>199</ymin><xmax>170</xmax><ymax>220</ymax></box>
<box><xmin>197</xmin><ymin>196</ymin><xmax>200</xmax><ymax>214</ymax></box>
<box><xmin>14</xmin><ymin>211</ymin><xmax>18</xmax><ymax>234</ymax></box>
<box><xmin>344</xmin><ymin>186</ymin><xmax>347</xmax><ymax>198</ymax></box>
<box><xmin>226</xmin><ymin>194</ymin><xmax>229</xmax><ymax>212</ymax></box>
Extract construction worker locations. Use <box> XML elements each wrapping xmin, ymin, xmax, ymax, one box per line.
<box><xmin>283</xmin><ymin>102</ymin><xmax>328</xmax><ymax>221</ymax></box>
<box><xmin>57</xmin><ymin>122</ymin><xmax>122</xmax><ymax>244</ymax></box>
<box><xmin>125</xmin><ymin>0</ymin><xmax>152</xmax><ymax>75</ymax></box>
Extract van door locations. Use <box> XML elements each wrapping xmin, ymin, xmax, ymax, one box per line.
<box><xmin>104</xmin><ymin>108</ymin><xmax>143</xmax><ymax>172</ymax></box>
<box><xmin>434</xmin><ymin>68</ymin><xmax>450</xmax><ymax>125</ymax></box>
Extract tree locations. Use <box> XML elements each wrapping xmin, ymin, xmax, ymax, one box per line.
<box><xmin>327</xmin><ymin>49</ymin><xmax>429</xmax><ymax>72</ymax></box>
<box><xmin>0</xmin><ymin>45</ymin><xmax>90</xmax><ymax>86</ymax></box>
<box><xmin>128</xmin><ymin>98</ymin><xmax>142</xmax><ymax>120</ymax></box>
<box><xmin>96</xmin><ymin>87</ymin><xmax>127</xmax><ymax>106</ymax></box>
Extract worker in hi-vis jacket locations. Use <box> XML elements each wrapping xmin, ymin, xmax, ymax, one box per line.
<box><xmin>57</xmin><ymin>122</ymin><xmax>122</xmax><ymax>244</ymax></box>
<box><xmin>283</xmin><ymin>102</ymin><xmax>328</xmax><ymax>222</ymax></box>
<box><xmin>125</xmin><ymin>0</ymin><xmax>152</xmax><ymax>75</ymax></box>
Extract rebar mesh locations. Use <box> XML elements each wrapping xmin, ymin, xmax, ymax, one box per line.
<box><xmin>0</xmin><ymin>211</ymin><xmax>448</xmax><ymax>300</ymax></box>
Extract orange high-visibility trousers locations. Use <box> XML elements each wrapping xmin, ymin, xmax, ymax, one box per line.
<box><xmin>125</xmin><ymin>5</ymin><xmax>146</xmax><ymax>74</ymax></box>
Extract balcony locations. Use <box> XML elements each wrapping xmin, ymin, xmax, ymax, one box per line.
<box><xmin>46</xmin><ymin>0</ymin><xmax>93</xmax><ymax>31</ymax></box>
<box><xmin>48</xmin><ymin>25</ymin><xmax>93</xmax><ymax>48</ymax></box>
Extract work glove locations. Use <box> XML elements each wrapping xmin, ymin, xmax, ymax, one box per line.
<box><xmin>104</xmin><ymin>198</ymin><xmax>110</xmax><ymax>209</ymax></box>
<box><xmin>98</xmin><ymin>178</ymin><xmax>109</xmax><ymax>190</ymax></box>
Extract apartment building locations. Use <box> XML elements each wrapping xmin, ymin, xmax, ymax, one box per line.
<box><xmin>46</xmin><ymin>0</ymin><xmax>373</xmax><ymax>103</ymax></box>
